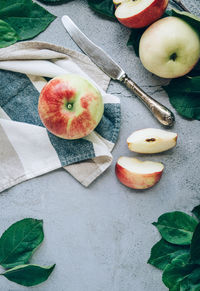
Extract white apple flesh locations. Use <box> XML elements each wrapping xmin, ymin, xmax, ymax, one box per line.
<box><xmin>114</xmin><ymin>0</ymin><xmax>169</xmax><ymax>28</ymax></box>
<box><xmin>127</xmin><ymin>128</ymin><xmax>177</xmax><ymax>154</ymax></box>
<box><xmin>139</xmin><ymin>16</ymin><xmax>200</xmax><ymax>78</ymax></box>
<box><xmin>115</xmin><ymin>157</ymin><xmax>164</xmax><ymax>189</ymax></box>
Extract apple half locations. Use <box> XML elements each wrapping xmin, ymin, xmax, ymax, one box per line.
<box><xmin>114</xmin><ymin>0</ymin><xmax>169</xmax><ymax>28</ymax></box>
<box><xmin>127</xmin><ymin>128</ymin><xmax>177</xmax><ymax>154</ymax></box>
<box><xmin>115</xmin><ymin>157</ymin><xmax>164</xmax><ymax>189</ymax></box>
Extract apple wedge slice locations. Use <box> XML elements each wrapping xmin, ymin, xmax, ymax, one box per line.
<box><xmin>127</xmin><ymin>128</ymin><xmax>177</xmax><ymax>154</ymax></box>
<box><xmin>115</xmin><ymin>157</ymin><xmax>164</xmax><ymax>189</ymax></box>
<box><xmin>114</xmin><ymin>0</ymin><xmax>169</xmax><ymax>28</ymax></box>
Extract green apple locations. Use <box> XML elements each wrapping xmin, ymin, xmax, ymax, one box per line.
<box><xmin>139</xmin><ymin>17</ymin><xmax>200</xmax><ymax>78</ymax></box>
<box><xmin>38</xmin><ymin>74</ymin><xmax>104</xmax><ymax>140</ymax></box>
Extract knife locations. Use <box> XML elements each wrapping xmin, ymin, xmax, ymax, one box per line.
<box><xmin>61</xmin><ymin>15</ymin><xmax>175</xmax><ymax>127</ymax></box>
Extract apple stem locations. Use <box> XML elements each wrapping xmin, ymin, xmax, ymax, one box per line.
<box><xmin>67</xmin><ymin>103</ymin><xmax>73</xmax><ymax>110</ymax></box>
<box><xmin>171</xmin><ymin>0</ymin><xmax>190</xmax><ymax>13</ymax></box>
<box><xmin>170</xmin><ymin>53</ymin><xmax>177</xmax><ymax>62</ymax></box>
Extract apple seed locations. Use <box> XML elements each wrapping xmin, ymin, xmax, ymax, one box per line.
<box><xmin>146</xmin><ymin>138</ymin><xmax>156</xmax><ymax>142</ymax></box>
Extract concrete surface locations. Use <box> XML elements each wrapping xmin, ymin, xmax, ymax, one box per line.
<box><xmin>1</xmin><ymin>0</ymin><xmax>200</xmax><ymax>290</ymax></box>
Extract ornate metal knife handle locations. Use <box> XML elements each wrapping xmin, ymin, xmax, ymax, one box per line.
<box><xmin>122</xmin><ymin>75</ymin><xmax>175</xmax><ymax>127</ymax></box>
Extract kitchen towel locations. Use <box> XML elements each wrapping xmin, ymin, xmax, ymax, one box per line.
<box><xmin>0</xmin><ymin>41</ymin><xmax>121</xmax><ymax>192</ymax></box>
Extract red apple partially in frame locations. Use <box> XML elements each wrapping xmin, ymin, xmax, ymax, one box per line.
<box><xmin>38</xmin><ymin>74</ymin><xmax>104</xmax><ymax>140</ymax></box>
<box><xmin>114</xmin><ymin>0</ymin><xmax>169</xmax><ymax>28</ymax></box>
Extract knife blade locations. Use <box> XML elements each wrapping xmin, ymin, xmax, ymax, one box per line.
<box><xmin>61</xmin><ymin>15</ymin><xmax>175</xmax><ymax>127</ymax></box>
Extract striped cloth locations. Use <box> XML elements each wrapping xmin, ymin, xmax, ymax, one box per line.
<box><xmin>0</xmin><ymin>41</ymin><xmax>121</xmax><ymax>191</ymax></box>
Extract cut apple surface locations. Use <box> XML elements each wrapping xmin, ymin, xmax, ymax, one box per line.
<box><xmin>115</xmin><ymin>157</ymin><xmax>164</xmax><ymax>189</ymax></box>
<box><xmin>127</xmin><ymin>128</ymin><xmax>177</xmax><ymax>154</ymax></box>
<box><xmin>114</xmin><ymin>0</ymin><xmax>169</xmax><ymax>28</ymax></box>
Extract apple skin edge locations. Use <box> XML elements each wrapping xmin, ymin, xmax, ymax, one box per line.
<box><xmin>115</xmin><ymin>163</ymin><xmax>163</xmax><ymax>190</ymax></box>
<box><xmin>115</xmin><ymin>0</ymin><xmax>169</xmax><ymax>29</ymax></box>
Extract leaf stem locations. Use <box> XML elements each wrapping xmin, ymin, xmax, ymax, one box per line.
<box><xmin>171</xmin><ymin>0</ymin><xmax>190</xmax><ymax>13</ymax></box>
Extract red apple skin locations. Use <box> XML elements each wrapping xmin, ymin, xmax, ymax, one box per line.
<box><xmin>115</xmin><ymin>163</ymin><xmax>163</xmax><ymax>189</ymax></box>
<box><xmin>115</xmin><ymin>0</ymin><xmax>169</xmax><ymax>29</ymax></box>
<box><xmin>38</xmin><ymin>75</ymin><xmax>104</xmax><ymax>140</ymax></box>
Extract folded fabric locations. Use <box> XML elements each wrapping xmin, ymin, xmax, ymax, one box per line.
<box><xmin>0</xmin><ymin>41</ymin><xmax>121</xmax><ymax>192</ymax></box>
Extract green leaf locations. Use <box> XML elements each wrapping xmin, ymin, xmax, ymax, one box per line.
<box><xmin>153</xmin><ymin>211</ymin><xmax>198</xmax><ymax>245</ymax></box>
<box><xmin>0</xmin><ymin>0</ymin><xmax>56</xmax><ymax>45</ymax></box>
<box><xmin>127</xmin><ymin>28</ymin><xmax>146</xmax><ymax>57</ymax></box>
<box><xmin>170</xmin><ymin>9</ymin><xmax>200</xmax><ymax>36</ymax></box>
<box><xmin>180</xmin><ymin>268</ymin><xmax>200</xmax><ymax>290</ymax></box>
<box><xmin>164</xmin><ymin>10</ymin><xmax>173</xmax><ymax>17</ymax></box>
<box><xmin>0</xmin><ymin>0</ymin><xmax>32</xmax><ymax>18</ymax></box>
<box><xmin>3</xmin><ymin>2</ymin><xmax>56</xmax><ymax>41</ymax></box>
<box><xmin>87</xmin><ymin>0</ymin><xmax>115</xmax><ymax>18</ymax></box>
<box><xmin>163</xmin><ymin>76</ymin><xmax>200</xmax><ymax>120</ymax></box>
<box><xmin>192</xmin><ymin>205</ymin><xmax>200</xmax><ymax>221</ymax></box>
<box><xmin>191</xmin><ymin>223</ymin><xmax>200</xmax><ymax>265</ymax></box>
<box><xmin>0</xmin><ymin>218</ymin><xmax>44</xmax><ymax>269</ymax></box>
<box><xmin>148</xmin><ymin>239</ymin><xmax>190</xmax><ymax>270</ymax></box>
<box><xmin>0</xmin><ymin>19</ymin><xmax>18</xmax><ymax>48</ymax></box>
<box><xmin>1</xmin><ymin>264</ymin><xmax>55</xmax><ymax>286</ymax></box>
<box><xmin>188</xmin><ymin>61</ymin><xmax>200</xmax><ymax>77</ymax></box>
<box><xmin>38</xmin><ymin>0</ymin><xmax>72</xmax><ymax>3</ymax></box>
<box><xmin>170</xmin><ymin>286</ymin><xmax>180</xmax><ymax>291</ymax></box>
<box><xmin>162</xmin><ymin>253</ymin><xmax>196</xmax><ymax>290</ymax></box>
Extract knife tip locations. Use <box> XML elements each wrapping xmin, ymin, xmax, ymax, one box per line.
<box><xmin>61</xmin><ymin>15</ymin><xmax>70</xmax><ymax>23</ymax></box>
<box><xmin>61</xmin><ymin>15</ymin><xmax>67</xmax><ymax>20</ymax></box>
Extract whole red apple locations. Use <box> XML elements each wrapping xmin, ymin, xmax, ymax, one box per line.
<box><xmin>38</xmin><ymin>74</ymin><xmax>104</xmax><ymax>140</ymax></box>
<box><xmin>114</xmin><ymin>0</ymin><xmax>169</xmax><ymax>28</ymax></box>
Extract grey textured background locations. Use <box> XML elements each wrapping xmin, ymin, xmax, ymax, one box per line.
<box><xmin>1</xmin><ymin>0</ymin><xmax>200</xmax><ymax>290</ymax></box>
